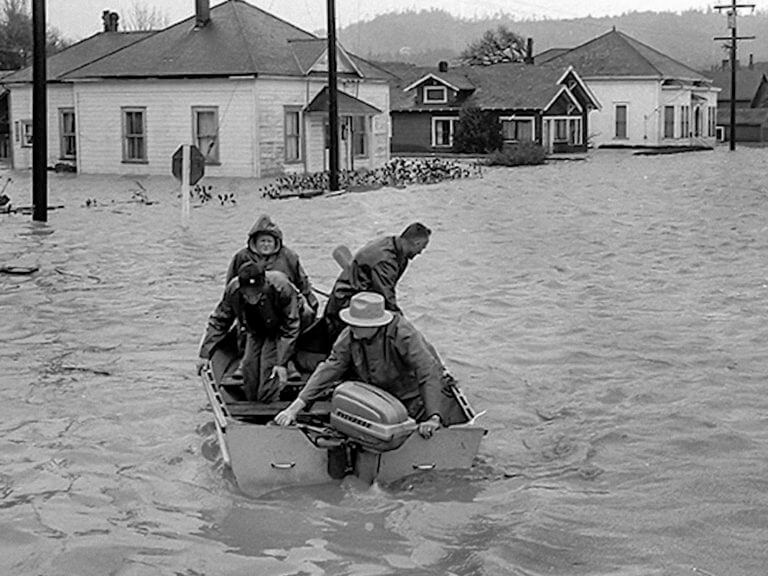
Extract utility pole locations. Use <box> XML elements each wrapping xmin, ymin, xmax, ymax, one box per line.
<box><xmin>326</xmin><ymin>0</ymin><xmax>340</xmax><ymax>191</ymax></box>
<box><xmin>714</xmin><ymin>0</ymin><xmax>755</xmax><ymax>151</ymax></box>
<box><xmin>32</xmin><ymin>0</ymin><xmax>47</xmax><ymax>221</ymax></box>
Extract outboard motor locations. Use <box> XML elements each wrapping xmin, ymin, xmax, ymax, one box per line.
<box><xmin>330</xmin><ymin>382</ymin><xmax>417</xmax><ymax>452</ymax></box>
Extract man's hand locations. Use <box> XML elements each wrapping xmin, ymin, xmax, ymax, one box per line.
<box><xmin>271</xmin><ymin>365</ymin><xmax>288</xmax><ymax>384</ymax></box>
<box><xmin>274</xmin><ymin>398</ymin><xmax>306</xmax><ymax>427</ymax></box>
<box><xmin>418</xmin><ymin>414</ymin><xmax>441</xmax><ymax>439</ymax></box>
<box><xmin>196</xmin><ymin>357</ymin><xmax>210</xmax><ymax>375</ymax></box>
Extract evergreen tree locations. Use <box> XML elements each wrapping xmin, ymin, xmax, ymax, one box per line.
<box><xmin>453</xmin><ymin>106</ymin><xmax>503</xmax><ymax>154</ymax></box>
<box><xmin>459</xmin><ymin>25</ymin><xmax>527</xmax><ymax>66</ymax></box>
<box><xmin>0</xmin><ymin>0</ymin><xmax>67</xmax><ymax>70</ymax></box>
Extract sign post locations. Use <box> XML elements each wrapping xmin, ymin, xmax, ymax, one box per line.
<box><xmin>171</xmin><ymin>145</ymin><xmax>205</xmax><ymax>226</ymax></box>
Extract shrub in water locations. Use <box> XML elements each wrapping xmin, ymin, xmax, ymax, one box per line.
<box><xmin>453</xmin><ymin>107</ymin><xmax>503</xmax><ymax>154</ymax></box>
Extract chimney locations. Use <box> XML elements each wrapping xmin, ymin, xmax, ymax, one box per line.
<box><xmin>195</xmin><ymin>0</ymin><xmax>210</xmax><ymax>27</ymax></box>
<box><xmin>102</xmin><ymin>10</ymin><xmax>119</xmax><ymax>32</ymax></box>
<box><xmin>438</xmin><ymin>61</ymin><xmax>448</xmax><ymax>73</ymax></box>
<box><xmin>525</xmin><ymin>38</ymin><xmax>534</xmax><ymax>64</ymax></box>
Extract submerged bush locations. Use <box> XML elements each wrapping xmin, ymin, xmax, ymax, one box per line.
<box><xmin>486</xmin><ymin>142</ymin><xmax>546</xmax><ymax>166</ymax></box>
<box><xmin>453</xmin><ymin>107</ymin><xmax>503</xmax><ymax>154</ymax></box>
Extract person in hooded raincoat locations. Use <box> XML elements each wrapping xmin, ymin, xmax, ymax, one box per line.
<box><xmin>197</xmin><ymin>261</ymin><xmax>315</xmax><ymax>402</ymax></box>
<box><xmin>226</xmin><ymin>214</ymin><xmax>319</xmax><ymax>314</ymax></box>
<box><xmin>323</xmin><ymin>222</ymin><xmax>431</xmax><ymax>341</ymax></box>
<box><xmin>275</xmin><ymin>292</ymin><xmax>448</xmax><ymax>439</ymax></box>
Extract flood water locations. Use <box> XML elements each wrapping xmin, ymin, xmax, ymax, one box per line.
<box><xmin>1</xmin><ymin>148</ymin><xmax>767</xmax><ymax>576</ymax></box>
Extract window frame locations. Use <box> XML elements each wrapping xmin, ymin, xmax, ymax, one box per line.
<box><xmin>121</xmin><ymin>107</ymin><xmax>147</xmax><ymax>163</ymax></box>
<box><xmin>19</xmin><ymin>119</ymin><xmax>33</xmax><ymax>148</ymax></box>
<box><xmin>423</xmin><ymin>85</ymin><xmax>448</xmax><ymax>104</ymax></box>
<box><xmin>192</xmin><ymin>106</ymin><xmax>220</xmax><ymax>164</ymax></box>
<box><xmin>500</xmin><ymin>116</ymin><xmax>535</xmax><ymax>142</ymax></box>
<box><xmin>663</xmin><ymin>105</ymin><xmax>675</xmax><ymax>139</ymax></box>
<box><xmin>614</xmin><ymin>104</ymin><xmax>628</xmax><ymax>140</ymax></box>
<box><xmin>680</xmin><ymin>104</ymin><xmax>690</xmax><ymax>139</ymax></box>
<box><xmin>59</xmin><ymin>107</ymin><xmax>76</xmax><ymax>159</ymax></box>
<box><xmin>431</xmin><ymin>116</ymin><xmax>456</xmax><ymax>148</ymax></box>
<box><xmin>351</xmin><ymin>115</ymin><xmax>369</xmax><ymax>159</ymax></box>
<box><xmin>284</xmin><ymin>107</ymin><xmax>302</xmax><ymax>163</ymax></box>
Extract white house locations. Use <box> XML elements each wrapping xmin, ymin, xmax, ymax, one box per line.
<box><xmin>539</xmin><ymin>29</ymin><xmax>720</xmax><ymax>148</ymax></box>
<box><xmin>1</xmin><ymin>0</ymin><xmax>391</xmax><ymax>178</ymax></box>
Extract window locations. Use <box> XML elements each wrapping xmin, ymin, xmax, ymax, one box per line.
<box><xmin>424</xmin><ymin>86</ymin><xmax>447</xmax><ymax>104</ymax></box>
<box><xmin>284</xmin><ymin>108</ymin><xmax>301</xmax><ymax>163</ymax></box>
<box><xmin>680</xmin><ymin>105</ymin><xmax>690</xmax><ymax>138</ymax></box>
<box><xmin>500</xmin><ymin>117</ymin><xmax>534</xmax><ymax>142</ymax></box>
<box><xmin>554</xmin><ymin>119</ymin><xmax>568</xmax><ymax>141</ymax></box>
<box><xmin>19</xmin><ymin>119</ymin><xmax>33</xmax><ymax>147</ymax></box>
<box><xmin>59</xmin><ymin>108</ymin><xmax>76</xmax><ymax>159</ymax></box>
<box><xmin>663</xmin><ymin>106</ymin><xmax>675</xmax><ymax>139</ymax></box>
<box><xmin>431</xmin><ymin>117</ymin><xmax>455</xmax><ymax>147</ymax></box>
<box><xmin>193</xmin><ymin>107</ymin><xmax>219</xmax><ymax>163</ymax></box>
<box><xmin>708</xmin><ymin>105</ymin><xmax>717</xmax><ymax>137</ymax></box>
<box><xmin>568</xmin><ymin>118</ymin><xmax>581</xmax><ymax>144</ymax></box>
<box><xmin>122</xmin><ymin>107</ymin><xmax>146</xmax><ymax>162</ymax></box>
<box><xmin>614</xmin><ymin>104</ymin><xmax>628</xmax><ymax>139</ymax></box>
<box><xmin>352</xmin><ymin>116</ymin><xmax>368</xmax><ymax>158</ymax></box>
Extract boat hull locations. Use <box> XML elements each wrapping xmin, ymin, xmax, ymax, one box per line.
<box><xmin>200</xmin><ymin>328</ymin><xmax>486</xmax><ymax>495</ymax></box>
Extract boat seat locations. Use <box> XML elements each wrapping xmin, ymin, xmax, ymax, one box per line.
<box><xmin>227</xmin><ymin>400</ymin><xmax>332</xmax><ymax>423</ymax></box>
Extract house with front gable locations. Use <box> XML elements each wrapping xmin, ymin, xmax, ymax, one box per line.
<box><xmin>708</xmin><ymin>57</ymin><xmax>768</xmax><ymax>143</ymax></box>
<box><xmin>1</xmin><ymin>0</ymin><xmax>391</xmax><ymax>178</ymax></box>
<box><xmin>389</xmin><ymin>60</ymin><xmax>600</xmax><ymax>155</ymax></box>
<box><xmin>539</xmin><ymin>28</ymin><xmax>719</xmax><ymax>149</ymax></box>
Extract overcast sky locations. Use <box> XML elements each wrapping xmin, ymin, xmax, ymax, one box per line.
<box><xmin>49</xmin><ymin>1</ymin><xmax>737</xmax><ymax>41</ymax></box>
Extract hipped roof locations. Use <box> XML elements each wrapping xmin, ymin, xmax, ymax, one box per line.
<box><xmin>544</xmin><ymin>29</ymin><xmax>713</xmax><ymax>83</ymax></box>
<box><xmin>2</xmin><ymin>31</ymin><xmax>153</xmax><ymax>83</ymax></box>
<box><xmin>20</xmin><ymin>0</ymin><xmax>387</xmax><ymax>82</ymax></box>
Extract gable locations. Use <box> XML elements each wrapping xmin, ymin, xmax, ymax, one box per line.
<box><xmin>309</xmin><ymin>46</ymin><xmax>361</xmax><ymax>76</ymax></box>
<box><xmin>403</xmin><ymin>73</ymin><xmax>469</xmax><ymax>93</ymax></box>
<box><xmin>544</xmin><ymin>87</ymin><xmax>583</xmax><ymax>115</ymax></box>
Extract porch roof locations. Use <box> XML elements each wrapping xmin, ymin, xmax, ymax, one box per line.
<box><xmin>304</xmin><ymin>86</ymin><xmax>381</xmax><ymax>115</ymax></box>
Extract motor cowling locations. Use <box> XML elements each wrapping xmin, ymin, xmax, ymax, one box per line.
<box><xmin>330</xmin><ymin>381</ymin><xmax>417</xmax><ymax>452</ymax></box>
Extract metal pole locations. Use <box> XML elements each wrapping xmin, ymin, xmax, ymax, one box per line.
<box><xmin>32</xmin><ymin>0</ymin><xmax>47</xmax><ymax>222</ymax></box>
<box><xmin>326</xmin><ymin>0</ymin><xmax>339</xmax><ymax>191</ymax></box>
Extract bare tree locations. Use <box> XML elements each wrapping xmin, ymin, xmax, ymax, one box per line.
<box><xmin>459</xmin><ymin>25</ymin><xmax>527</xmax><ymax>66</ymax></box>
<box><xmin>122</xmin><ymin>1</ymin><xmax>168</xmax><ymax>31</ymax></box>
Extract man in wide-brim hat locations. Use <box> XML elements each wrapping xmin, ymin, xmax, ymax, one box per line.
<box><xmin>275</xmin><ymin>291</ymin><xmax>444</xmax><ymax>438</ymax></box>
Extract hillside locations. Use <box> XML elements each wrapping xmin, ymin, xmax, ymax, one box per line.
<box><xmin>337</xmin><ymin>8</ymin><xmax>768</xmax><ymax>71</ymax></box>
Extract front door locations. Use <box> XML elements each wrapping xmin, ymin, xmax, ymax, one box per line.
<box><xmin>323</xmin><ymin>116</ymin><xmax>353</xmax><ymax>172</ymax></box>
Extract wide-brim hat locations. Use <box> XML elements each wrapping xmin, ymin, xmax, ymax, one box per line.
<box><xmin>339</xmin><ymin>292</ymin><xmax>394</xmax><ymax>327</ymax></box>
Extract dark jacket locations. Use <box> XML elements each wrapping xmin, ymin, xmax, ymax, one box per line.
<box><xmin>226</xmin><ymin>215</ymin><xmax>318</xmax><ymax>312</ymax></box>
<box><xmin>297</xmin><ymin>315</ymin><xmax>445</xmax><ymax>420</ymax></box>
<box><xmin>199</xmin><ymin>270</ymin><xmax>307</xmax><ymax>366</ymax></box>
<box><xmin>325</xmin><ymin>235</ymin><xmax>409</xmax><ymax>322</ymax></box>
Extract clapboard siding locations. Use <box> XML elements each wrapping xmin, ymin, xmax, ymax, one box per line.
<box><xmin>586</xmin><ymin>78</ymin><xmax>718</xmax><ymax>147</ymax></box>
<box><xmin>8</xmin><ymin>76</ymin><xmax>390</xmax><ymax>177</ymax></box>
<box><xmin>74</xmin><ymin>79</ymin><xmax>255</xmax><ymax>176</ymax></box>
<box><xmin>9</xmin><ymin>84</ymin><xmax>75</xmax><ymax>170</ymax></box>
